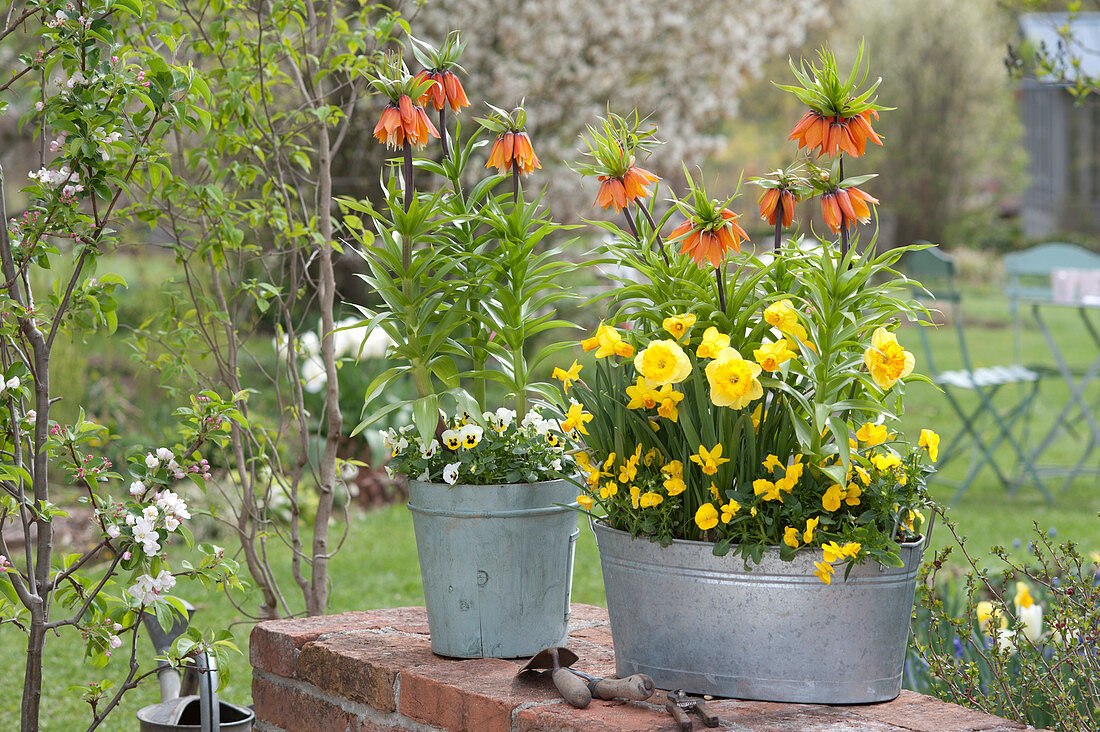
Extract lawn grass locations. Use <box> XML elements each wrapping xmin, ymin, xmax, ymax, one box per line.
<box><xmin>2</xmin><ymin>282</ymin><xmax>1099</xmax><ymax>729</ymax></box>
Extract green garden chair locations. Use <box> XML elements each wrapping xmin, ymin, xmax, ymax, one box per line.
<box><xmin>905</xmin><ymin>244</ymin><xmax>1051</xmax><ymax>503</ymax></box>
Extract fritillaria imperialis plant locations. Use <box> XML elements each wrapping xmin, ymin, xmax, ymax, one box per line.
<box><xmin>344</xmin><ymin>34</ymin><xmax>578</xmax><ymax>484</ymax></box>
<box><xmin>561</xmin><ymin>43</ymin><xmax>938</xmax><ymax>577</ymax></box>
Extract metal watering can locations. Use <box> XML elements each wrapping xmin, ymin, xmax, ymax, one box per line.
<box><xmin>135</xmin><ymin>600</ymin><xmax>255</xmax><ymax>732</ymax></box>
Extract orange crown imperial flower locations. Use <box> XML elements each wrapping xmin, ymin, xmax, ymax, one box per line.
<box><xmin>409</xmin><ymin>32</ymin><xmax>471</xmax><ymax>113</ymax></box>
<box><xmin>820</xmin><ymin>186</ymin><xmax>878</xmax><ymax>233</ymax></box>
<box><xmin>415</xmin><ymin>69</ymin><xmax>470</xmax><ymax>112</ymax></box>
<box><xmin>671</xmin><ymin>209</ymin><xmax>748</xmax><ymax>269</ymax></box>
<box><xmin>595</xmin><ymin>166</ymin><xmax>660</xmax><ymax>213</ymax></box>
<box><xmin>373</xmin><ymin>95</ymin><xmax>441</xmax><ymax>150</ymax></box>
<box><xmin>777</xmin><ymin>41</ymin><xmax>890</xmax><ymax>159</ymax></box>
<box><xmin>477</xmin><ymin>104</ymin><xmax>541</xmax><ymax>175</ymax></box>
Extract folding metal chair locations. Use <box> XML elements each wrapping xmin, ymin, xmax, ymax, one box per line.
<box><xmin>905</xmin><ymin>244</ymin><xmax>1051</xmax><ymax>503</ymax></box>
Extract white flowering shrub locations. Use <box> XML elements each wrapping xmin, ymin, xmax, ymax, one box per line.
<box><xmin>383</xmin><ymin>407</ymin><xmax>576</xmax><ymax>485</ymax></box>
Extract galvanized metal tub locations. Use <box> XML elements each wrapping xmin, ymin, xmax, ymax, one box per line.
<box><xmin>408</xmin><ymin>478</ymin><xmax>579</xmax><ymax>658</ymax></box>
<box><xmin>594</xmin><ymin>520</ymin><xmax>926</xmax><ymax>703</ymax></box>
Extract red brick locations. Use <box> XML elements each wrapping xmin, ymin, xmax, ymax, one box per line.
<box><xmin>847</xmin><ymin>690</ymin><xmax>1029</xmax><ymax>732</ymax></box>
<box><xmin>297</xmin><ymin>631</ymin><xmax>436</xmax><ymax>713</ymax></box>
<box><xmin>400</xmin><ymin>657</ymin><xmax>565</xmax><ymax>732</ymax></box>
<box><xmin>252</xmin><ymin>675</ymin><xmax>352</xmax><ymax>732</ymax></box>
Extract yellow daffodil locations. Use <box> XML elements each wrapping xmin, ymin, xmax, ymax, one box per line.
<box><xmin>814</xmin><ymin>560</ymin><xmax>834</xmax><ymax>585</ymax></box>
<box><xmin>753</xmin><ymin>339</ymin><xmax>797</xmax><ymax>372</ymax></box>
<box><xmin>695</xmin><ymin>502</ymin><xmax>719</xmax><ymax>530</ymax></box>
<box><xmin>762</xmin><ymin>454</ymin><xmax>784</xmax><ymax>472</ymax></box>
<box><xmin>855</xmin><ymin>422</ymin><xmax>891</xmax><ymax>447</ymax></box>
<box><xmin>695</xmin><ymin>326</ymin><xmax>731</xmax><ymax>359</ymax></box>
<box><xmin>705</xmin><ymin>347</ymin><xmax>764</xmax><ymax>409</ymax></box>
<box><xmin>582</xmin><ymin>322</ymin><xmax>634</xmax><ymax>359</ymax></box>
<box><xmin>662</xmin><ymin>313</ymin><xmax>697</xmax><ymax>341</ymax></box>
<box><xmin>919</xmin><ymin>428</ymin><xmax>940</xmax><ymax>462</ymax></box>
<box><xmin>783</xmin><ymin>526</ymin><xmax>801</xmax><ymax>548</ymax></box>
<box><xmin>690</xmin><ymin>443</ymin><xmax>730</xmax><ymax>476</ymax></box>
<box><xmin>552</xmin><ymin>360</ymin><xmax>583</xmax><ymax>391</ymax></box>
<box><xmin>863</xmin><ymin>327</ymin><xmax>915</xmax><ymax>390</ymax></box>
<box><xmin>577</xmin><ymin>495</ymin><xmax>594</xmax><ymax>511</ymax></box>
<box><xmin>574</xmin><ymin>452</ymin><xmax>592</xmax><ymax>471</ymax></box>
<box><xmin>1015</xmin><ymin>582</ymin><xmax>1035</xmax><ymax>609</ymax></box>
<box><xmin>625</xmin><ymin>376</ymin><xmax>659</xmax><ymax>410</ymax></box>
<box><xmin>649</xmin><ymin>420</ymin><xmax>660</xmax><ymax>432</ymax></box>
<box><xmin>656</xmin><ymin>384</ymin><xmax>685</xmax><ymax>422</ymax></box>
<box><xmin>976</xmin><ymin>601</ymin><xmax>1008</xmax><ymax>632</ymax></box>
<box><xmin>764</xmin><ymin>299</ymin><xmax>811</xmax><ymax>344</ymax></box>
<box><xmin>639</xmin><ymin>491</ymin><xmax>663</xmax><ymax>508</ymax></box>
<box><xmin>635</xmin><ymin>339</ymin><xmax>692</xmax><ymax>388</ymax></box>
<box><xmin>751</xmin><ymin>403</ymin><xmax>762</xmax><ymax>432</ymax></box>
<box><xmin>753</xmin><ymin>478</ymin><xmax>783</xmax><ymax>502</ymax></box>
<box><xmin>561</xmin><ymin>402</ymin><xmax>593</xmax><ymax>436</ymax></box>
<box><xmin>720</xmin><ymin>499</ymin><xmax>740</xmax><ymax>523</ymax></box>
<box><xmin>803</xmin><ymin>517</ymin><xmax>819</xmax><ymax>543</ymax></box>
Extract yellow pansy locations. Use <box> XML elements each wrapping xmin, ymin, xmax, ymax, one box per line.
<box><xmin>577</xmin><ymin>495</ymin><xmax>594</xmax><ymax>511</ymax></box>
<box><xmin>783</xmin><ymin>526</ymin><xmax>801</xmax><ymax>548</ymax></box>
<box><xmin>630</xmin><ymin>484</ymin><xmax>641</xmax><ymax>508</ymax></box>
<box><xmin>720</xmin><ymin>500</ymin><xmax>740</xmax><ymax>523</ymax></box>
<box><xmin>639</xmin><ymin>491</ymin><xmax>663</xmax><ymax>508</ymax></box>
<box><xmin>618</xmin><ymin>460</ymin><xmax>637</xmax><ymax>484</ymax></box>
<box><xmin>690</xmin><ymin>444</ymin><xmax>730</xmax><ymax>476</ymax></box>
<box><xmin>663</xmin><ymin>313</ymin><xmax>697</xmax><ymax>341</ymax></box>
<box><xmin>814</xmin><ymin>560</ymin><xmax>834</xmax><ymax>585</ymax></box>
<box><xmin>709</xmin><ymin>482</ymin><xmax>720</xmax><ymax>500</ymax></box>
<box><xmin>663</xmin><ymin>476</ymin><xmax>687</xmax><ymax>496</ymax></box>
<box><xmin>561</xmin><ymin>402</ymin><xmax>593</xmax><ymax>436</ymax></box>
<box><xmin>842</xmin><ymin>542</ymin><xmax>861</xmax><ymax>557</ymax></box>
<box><xmin>762</xmin><ymin>454</ymin><xmax>784</xmax><ymax>473</ymax></box>
<box><xmin>803</xmin><ymin>517</ymin><xmax>820</xmax><ymax>544</ymax></box>
<box><xmin>785</xmin><ymin>459</ymin><xmax>804</xmax><ymax>483</ymax></box>
<box><xmin>552</xmin><ymin>360</ymin><xmax>583</xmax><ymax>391</ymax></box>
<box><xmin>822</xmin><ymin>482</ymin><xmax>861</xmax><ymax>511</ymax></box>
<box><xmin>643</xmin><ymin>448</ymin><xmax>659</xmax><ymax>467</ymax></box>
<box><xmin>655</xmin><ymin>384</ymin><xmax>685</xmax><ymax>422</ymax></box>
<box><xmin>662</xmin><ymin>460</ymin><xmax>684</xmax><ymax>478</ymax></box>
<box><xmin>546</xmin><ymin>432</ymin><xmax>560</xmax><ymax>447</ymax></box>
<box><xmin>855</xmin><ymin>422</ymin><xmax>891</xmax><ymax>447</ymax></box>
<box><xmin>696</xmin><ymin>326</ymin><xmax>731</xmax><ymax>359</ymax></box>
<box><xmin>635</xmin><ymin>339</ymin><xmax>692</xmax><ymax>388</ymax></box>
<box><xmin>602</xmin><ymin>453</ymin><xmax>617</xmax><ymax>472</ymax></box>
<box><xmin>753</xmin><ymin>478</ymin><xmax>783</xmax><ymax>502</ymax></box>
<box><xmin>695</xmin><ymin>503</ymin><xmax>719</xmax><ymax>530</ymax></box>
<box><xmin>582</xmin><ymin>322</ymin><xmax>635</xmax><ymax>359</ymax></box>
<box><xmin>871</xmin><ymin>452</ymin><xmax>902</xmax><ymax>472</ymax></box>
<box><xmin>822</xmin><ymin>541</ymin><xmax>846</xmax><ymax>563</ymax></box>
<box><xmin>753</xmin><ymin>339</ymin><xmax>797</xmax><ymax>372</ymax></box>
<box><xmin>863</xmin><ymin>327</ymin><xmax>915</xmax><ymax>390</ymax></box>
<box><xmin>625</xmin><ymin>376</ymin><xmax>659</xmax><ymax>410</ymax></box>
<box><xmin>705</xmin><ymin>347</ymin><xmax>764</xmax><ymax>409</ymax></box>
<box><xmin>919</xmin><ymin>428</ymin><xmax>940</xmax><ymax>462</ymax></box>
<box><xmin>599</xmin><ymin>481</ymin><xmax>619</xmax><ymax>499</ymax></box>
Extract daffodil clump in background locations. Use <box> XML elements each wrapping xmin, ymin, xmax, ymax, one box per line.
<box><xmin>559</xmin><ymin>43</ymin><xmax>938</xmax><ymax>578</ymax></box>
<box><xmin>383</xmin><ymin>408</ymin><xmax>576</xmax><ymax>486</ymax></box>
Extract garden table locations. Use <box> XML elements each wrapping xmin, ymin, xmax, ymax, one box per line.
<box><xmin>1014</xmin><ymin>293</ymin><xmax>1100</xmax><ymax>494</ymax></box>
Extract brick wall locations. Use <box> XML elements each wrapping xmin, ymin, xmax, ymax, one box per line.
<box><xmin>250</xmin><ymin>604</ymin><xmax>1035</xmax><ymax>732</ymax></box>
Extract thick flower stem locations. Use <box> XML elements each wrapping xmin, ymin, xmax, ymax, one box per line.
<box><xmin>622</xmin><ymin>208</ymin><xmax>640</xmax><ymax>241</ymax></box>
<box><xmin>838</xmin><ymin>157</ymin><xmax>848</xmax><ymax>258</ymax></box>
<box><xmin>637</xmin><ymin>204</ymin><xmax>670</xmax><ymax>266</ymax></box>
<box><xmin>438</xmin><ymin>108</ymin><xmax>449</xmax><ymax>160</ymax></box>
<box><xmin>773</xmin><ymin>201</ymin><xmax>783</xmax><ymax>252</ymax></box>
<box><xmin>402</xmin><ymin>141</ymin><xmax>413</xmax><ymax>213</ymax></box>
<box><xmin>715</xmin><ymin>266</ymin><xmax>727</xmax><ymax>313</ymax></box>
<box><xmin>512</xmin><ymin>165</ymin><xmax>520</xmax><ymax>204</ymax></box>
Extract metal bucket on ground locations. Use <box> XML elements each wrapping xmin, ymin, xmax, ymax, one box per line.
<box><xmin>408</xmin><ymin>478</ymin><xmax>579</xmax><ymax>658</ymax></box>
<box><xmin>594</xmin><ymin>520</ymin><xmax>926</xmax><ymax>704</ymax></box>
<box><xmin>136</xmin><ymin>697</ymin><xmax>254</xmax><ymax>731</ymax></box>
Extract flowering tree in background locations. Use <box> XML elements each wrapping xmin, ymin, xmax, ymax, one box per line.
<box><xmin>411</xmin><ymin>0</ymin><xmax>828</xmax><ymax>217</ymax></box>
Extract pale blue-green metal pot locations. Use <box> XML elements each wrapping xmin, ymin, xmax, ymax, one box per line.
<box><xmin>408</xmin><ymin>478</ymin><xmax>579</xmax><ymax>658</ymax></box>
<box><xmin>594</xmin><ymin>520</ymin><xmax>926</xmax><ymax>703</ymax></box>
